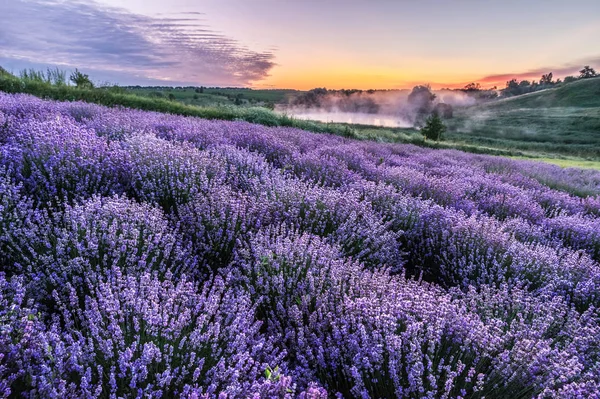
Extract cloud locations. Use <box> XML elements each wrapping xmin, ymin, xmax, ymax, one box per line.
<box><xmin>479</xmin><ymin>56</ymin><xmax>600</xmax><ymax>86</ymax></box>
<box><xmin>0</xmin><ymin>0</ymin><xmax>276</xmax><ymax>86</ymax></box>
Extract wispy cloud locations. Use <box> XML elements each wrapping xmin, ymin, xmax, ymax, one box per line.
<box><xmin>0</xmin><ymin>0</ymin><xmax>276</xmax><ymax>86</ymax></box>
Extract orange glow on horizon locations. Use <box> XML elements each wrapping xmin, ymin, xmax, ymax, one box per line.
<box><xmin>253</xmin><ymin>72</ymin><xmax>498</xmax><ymax>91</ymax></box>
<box><xmin>251</xmin><ymin>62</ymin><xmax>505</xmax><ymax>91</ymax></box>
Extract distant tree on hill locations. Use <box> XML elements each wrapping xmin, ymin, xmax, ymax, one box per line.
<box><xmin>461</xmin><ymin>82</ymin><xmax>498</xmax><ymax>100</ymax></box>
<box><xmin>564</xmin><ymin>76</ymin><xmax>578</xmax><ymax>83</ymax></box>
<box><xmin>579</xmin><ymin>66</ymin><xmax>597</xmax><ymax>79</ymax></box>
<box><xmin>518</xmin><ymin>80</ymin><xmax>532</xmax><ymax>89</ymax></box>
<box><xmin>503</xmin><ymin>79</ymin><xmax>521</xmax><ymax>96</ymax></box>
<box><xmin>69</xmin><ymin>69</ymin><xmax>94</xmax><ymax>89</ymax></box>
<box><xmin>168</xmin><ymin>93</ymin><xmax>175</xmax><ymax>101</ymax></box>
<box><xmin>420</xmin><ymin>114</ymin><xmax>446</xmax><ymax>141</ymax></box>
<box><xmin>540</xmin><ymin>72</ymin><xmax>554</xmax><ymax>85</ymax></box>
<box><xmin>462</xmin><ymin>82</ymin><xmax>482</xmax><ymax>92</ymax></box>
<box><xmin>503</xmin><ymin>79</ymin><xmax>540</xmax><ymax>97</ymax></box>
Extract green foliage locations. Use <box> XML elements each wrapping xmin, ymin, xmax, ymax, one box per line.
<box><xmin>0</xmin><ymin>66</ymin><xmax>11</xmax><ymax>77</ymax></box>
<box><xmin>69</xmin><ymin>69</ymin><xmax>94</xmax><ymax>89</ymax></box>
<box><xmin>420</xmin><ymin>114</ymin><xmax>446</xmax><ymax>141</ymax></box>
<box><xmin>540</xmin><ymin>72</ymin><xmax>553</xmax><ymax>85</ymax></box>
<box><xmin>19</xmin><ymin>68</ymin><xmax>67</xmax><ymax>86</ymax></box>
<box><xmin>20</xmin><ymin>69</ymin><xmax>46</xmax><ymax>83</ymax></box>
<box><xmin>47</xmin><ymin>68</ymin><xmax>67</xmax><ymax>86</ymax></box>
<box><xmin>579</xmin><ymin>65</ymin><xmax>597</xmax><ymax>79</ymax></box>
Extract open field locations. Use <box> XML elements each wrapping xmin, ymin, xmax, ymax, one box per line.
<box><xmin>447</xmin><ymin>78</ymin><xmax>600</xmax><ymax>160</ymax></box>
<box><xmin>1</xmin><ymin>92</ymin><xmax>600</xmax><ymax>397</ymax></box>
<box><xmin>511</xmin><ymin>156</ymin><xmax>600</xmax><ymax>170</ymax></box>
<box><xmin>126</xmin><ymin>86</ymin><xmax>299</xmax><ymax>108</ymax></box>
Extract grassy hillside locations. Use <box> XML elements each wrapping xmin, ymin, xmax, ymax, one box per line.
<box><xmin>486</xmin><ymin>77</ymin><xmax>600</xmax><ymax>109</ymax></box>
<box><xmin>447</xmin><ymin>77</ymin><xmax>600</xmax><ymax>160</ymax></box>
<box><xmin>126</xmin><ymin>86</ymin><xmax>299</xmax><ymax>108</ymax></box>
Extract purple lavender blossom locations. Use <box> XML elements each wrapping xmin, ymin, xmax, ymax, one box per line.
<box><xmin>1</xmin><ymin>91</ymin><xmax>600</xmax><ymax>398</ymax></box>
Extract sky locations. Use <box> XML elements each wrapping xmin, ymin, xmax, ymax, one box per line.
<box><xmin>1</xmin><ymin>0</ymin><xmax>599</xmax><ymax>89</ymax></box>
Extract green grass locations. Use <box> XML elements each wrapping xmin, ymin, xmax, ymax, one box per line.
<box><xmin>487</xmin><ymin>77</ymin><xmax>600</xmax><ymax>109</ymax></box>
<box><xmin>445</xmin><ymin>77</ymin><xmax>600</xmax><ymax>160</ymax></box>
<box><xmin>126</xmin><ymin>86</ymin><xmax>298</xmax><ymax>108</ymax></box>
<box><xmin>510</xmin><ymin>156</ymin><xmax>600</xmax><ymax>170</ymax></box>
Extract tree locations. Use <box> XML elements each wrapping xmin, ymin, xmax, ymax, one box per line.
<box><xmin>540</xmin><ymin>72</ymin><xmax>553</xmax><ymax>85</ymax></box>
<box><xmin>168</xmin><ymin>93</ymin><xmax>175</xmax><ymax>101</ymax></box>
<box><xmin>579</xmin><ymin>66</ymin><xmax>597</xmax><ymax>79</ymax></box>
<box><xmin>503</xmin><ymin>79</ymin><xmax>537</xmax><ymax>97</ymax></box>
<box><xmin>69</xmin><ymin>69</ymin><xmax>94</xmax><ymax>89</ymax></box>
<box><xmin>503</xmin><ymin>79</ymin><xmax>521</xmax><ymax>96</ymax></box>
<box><xmin>420</xmin><ymin>114</ymin><xmax>446</xmax><ymax>141</ymax></box>
<box><xmin>234</xmin><ymin>93</ymin><xmax>244</xmax><ymax>105</ymax></box>
<box><xmin>564</xmin><ymin>76</ymin><xmax>577</xmax><ymax>83</ymax></box>
<box><xmin>462</xmin><ymin>82</ymin><xmax>481</xmax><ymax>92</ymax></box>
<box><xmin>518</xmin><ymin>80</ymin><xmax>532</xmax><ymax>88</ymax></box>
<box><xmin>408</xmin><ymin>85</ymin><xmax>436</xmax><ymax>117</ymax></box>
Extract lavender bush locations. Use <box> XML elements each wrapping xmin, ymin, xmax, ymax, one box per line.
<box><xmin>1</xmin><ymin>92</ymin><xmax>600</xmax><ymax>398</ymax></box>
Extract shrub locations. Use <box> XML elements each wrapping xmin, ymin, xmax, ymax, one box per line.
<box><xmin>420</xmin><ymin>113</ymin><xmax>446</xmax><ymax>141</ymax></box>
<box><xmin>69</xmin><ymin>69</ymin><xmax>94</xmax><ymax>89</ymax></box>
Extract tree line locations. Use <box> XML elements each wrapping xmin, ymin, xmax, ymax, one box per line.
<box><xmin>502</xmin><ymin>66</ymin><xmax>597</xmax><ymax>97</ymax></box>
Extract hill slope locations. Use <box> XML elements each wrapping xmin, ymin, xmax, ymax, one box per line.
<box><xmin>486</xmin><ymin>77</ymin><xmax>600</xmax><ymax>109</ymax></box>
<box><xmin>447</xmin><ymin>78</ymin><xmax>600</xmax><ymax>159</ymax></box>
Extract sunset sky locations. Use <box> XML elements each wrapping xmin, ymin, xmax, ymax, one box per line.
<box><xmin>2</xmin><ymin>0</ymin><xmax>599</xmax><ymax>89</ymax></box>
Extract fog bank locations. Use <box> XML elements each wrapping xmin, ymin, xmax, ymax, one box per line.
<box><xmin>277</xmin><ymin>88</ymin><xmax>494</xmax><ymax>128</ymax></box>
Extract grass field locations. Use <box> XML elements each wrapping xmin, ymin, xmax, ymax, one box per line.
<box><xmin>447</xmin><ymin>77</ymin><xmax>600</xmax><ymax>160</ymax></box>
<box><xmin>510</xmin><ymin>156</ymin><xmax>600</xmax><ymax>170</ymax></box>
<box><xmin>126</xmin><ymin>86</ymin><xmax>298</xmax><ymax>108</ymax></box>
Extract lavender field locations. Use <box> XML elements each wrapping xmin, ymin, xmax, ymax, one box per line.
<box><xmin>1</xmin><ymin>92</ymin><xmax>600</xmax><ymax>398</ymax></box>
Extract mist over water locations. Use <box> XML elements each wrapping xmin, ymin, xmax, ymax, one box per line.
<box><xmin>286</xmin><ymin>111</ymin><xmax>413</xmax><ymax>127</ymax></box>
<box><xmin>277</xmin><ymin>89</ymin><xmax>485</xmax><ymax>128</ymax></box>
